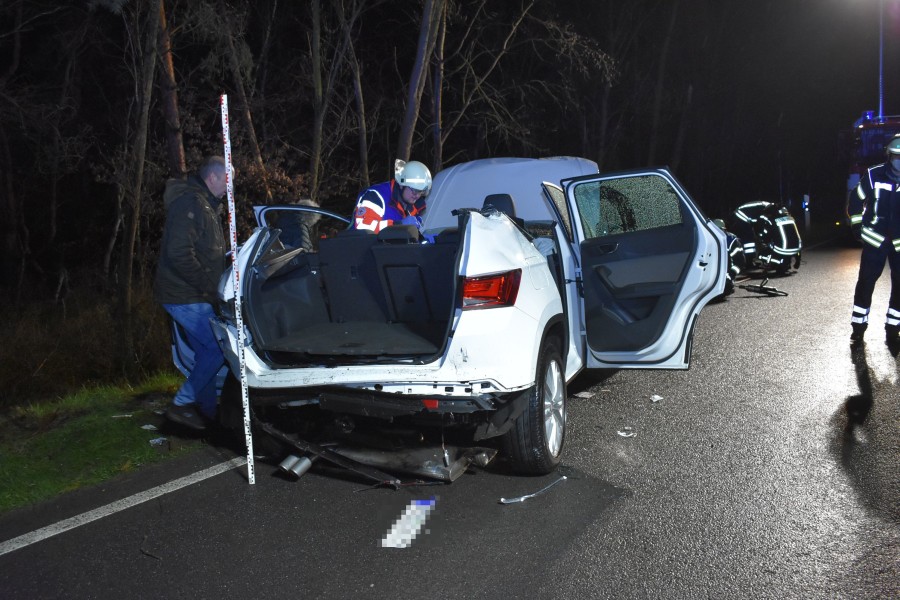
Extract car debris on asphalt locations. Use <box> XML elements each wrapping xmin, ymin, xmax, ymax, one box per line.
<box><xmin>380</xmin><ymin>498</ymin><xmax>436</xmax><ymax>548</ymax></box>
<box><xmin>499</xmin><ymin>475</ymin><xmax>567</xmax><ymax>504</ymax></box>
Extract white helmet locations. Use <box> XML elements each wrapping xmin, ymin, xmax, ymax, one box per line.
<box><xmin>394</xmin><ymin>159</ymin><xmax>432</xmax><ymax>195</ymax></box>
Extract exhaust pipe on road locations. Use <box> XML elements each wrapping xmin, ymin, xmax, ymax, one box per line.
<box><xmin>279</xmin><ymin>454</ymin><xmax>313</xmax><ymax>478</ymax></box>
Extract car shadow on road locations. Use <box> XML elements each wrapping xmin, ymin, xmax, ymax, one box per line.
<box><xmin>568</xmin><ymin>368</ymin><xmax>618</xmax><ymax>396</ymax></box>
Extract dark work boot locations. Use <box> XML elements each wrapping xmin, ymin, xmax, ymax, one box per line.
<box><xmin>165</xmin><ymin>403</ymin><xmax>208</xmax><ymax>431</ymax></box>
<box><xmin>850</xmin><ymin>323</ymin><xmax>867</xmax><ymax>343</ymax></box>
<box><xmin>886</xmin><ymin>324</ymin><xmax>900</xmax><ymax>344</ymax></box>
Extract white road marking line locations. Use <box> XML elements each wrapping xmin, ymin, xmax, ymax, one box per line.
<box><xmin>0</xmin><ymin>457</ymin><xmax>247</xmax><ymax>557</ymax></box>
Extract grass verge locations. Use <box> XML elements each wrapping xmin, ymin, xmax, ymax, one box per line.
<box><xmin>0</xmin><ymin>372</ymin><xmax>206</xmax><ymax>515</ymax></box>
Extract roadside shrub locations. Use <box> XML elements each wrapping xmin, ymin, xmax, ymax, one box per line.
<box><xmin>0</xmin><ymin>282</ymin><xmax>173</xmax><ymax>408</ymax></box>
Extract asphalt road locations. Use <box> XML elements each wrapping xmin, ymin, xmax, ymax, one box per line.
<box><xmin>1</xmin><ymin>243</ymin><xmax>897</xmax><ymax>599</ymax></box>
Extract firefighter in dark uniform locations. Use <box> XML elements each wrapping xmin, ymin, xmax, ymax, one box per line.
<box><xmin>848</xmin><ymin>136</ymin><xmax>900</xmax><ymax>343</ymax></box>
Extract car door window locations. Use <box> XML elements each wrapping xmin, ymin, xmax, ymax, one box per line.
<box><xmin>542</xmin><ymin>183</ymin><xmax>573</xmax><ymax>241</ymax></box>
<box><xmin>572</xmin><ymin>175</ymin><xmax>683</xmax><ymax>240</ymax></box>
<box><xmin>572</xmin><ymin>172</ymin><xmax>693</xmax><ymax>354</ymax></box>
<box><xmin>260</xmin><ymin>208</ymin><xmax>348</xmax><ymax>252</ymax></box>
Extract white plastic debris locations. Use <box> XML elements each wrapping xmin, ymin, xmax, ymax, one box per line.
<box><xmin>140</xmin><ymin>424</ymin><xmax>158</xmax><ymax>431</ymax></box>
<box><xmin>149</xmin><ymin>437</ymin><xmax>168</xmax><ymax>447</ymax></box>
<box><xmin>617</xmin><ymin>427</ymin><xmax>636</xmax><ymax>438</ymax></box>
<box><xmin>574</xmin><ymin>391</ymin><xmax>592</xmax><ymax>399</ymax></box>
<box><xmin>381</xmin><ymin>498</ymin><xmax>436</xmax><ymax>548</ymax></box>
<box><xmin>111</xmin><ymin>414</ymin><xmax>133</xmax><ymax>418</ymax></box>
<box><xmin>651</xmin><ymin>394</ymin><xmax>663</xmax><ymax>403</ymax></box>
<box><xmin>500</xmin><ymin>475</ymin><xmax>567</xmax><ymax>504</ymax></box>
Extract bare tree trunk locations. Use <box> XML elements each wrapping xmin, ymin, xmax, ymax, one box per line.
<box><xmin>647</xmin><ymin>0</ymin><xmax>678</xmax><ymax>166</ymax></box>
<box><xmin>0</xmin><ymin>2</ymin><xmax>24</xmax><ymax>298</ymax></box>
<box><xmin>670</xmin><ymin>83</ymin><xmax>693</xmax><ymax>174</ymax></box>
<box><xmin>439</xmin><ymin>1</ymin><xmax>533</xmax><ymax>148</ymax></box>
<box><xmin>431</xmin><ymin>1</ymin><xmax>447</xmax><ymax>171</ymax></box>
<box><xmin>309</xmin><ymin>0</ymin><xmax>362</xmax><ymax>199</ymax></box>
<box><xmin>396</xmin><ymin>0</ymin><xmax>443</xmax><ymax>161</ymax></box>
<box><xmin>157</xmin><ymin>0</ymin><xmax>185</xmax><ymax>177</ymax></box>
<box><xmin>309</xmin><ymin>0</ymin><xmax>324</xmax><ymax>201</ymax></box>
<box><xmin>0</xmin><ymin>124</ymin><xmax>27</xmax><ymax>302</ymax></box>
<box><xmin>223</xmin><ymin>15</ymin><xmax>270</xmax><ymax>199</ymax></box>
<box><xmin>117</xmin><ymin>0</ymin><xmax>161</xmax><ymax>373</ymax></box>
<box><xmin>336</xmin><ymin>0</ymin><xmax>370</xmax><ymax>187</ymax></box>
<box><xmin>254</xmin><ymin>0</ymin><xmax>278</xmax><ymax>146</ymax></box>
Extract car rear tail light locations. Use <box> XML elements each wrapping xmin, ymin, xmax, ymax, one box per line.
<box><xmin>462</xmin><ymin>269</ymin><xmax>521</xmax><ymax>309</ymax></box>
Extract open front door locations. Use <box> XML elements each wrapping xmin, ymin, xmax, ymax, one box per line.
<box><xmin>565</xmin><ymin>169</ymin><xmax>725</xmax><ymax>369</ymax></box>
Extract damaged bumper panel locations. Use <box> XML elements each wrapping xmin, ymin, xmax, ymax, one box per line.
<box><xmin>256</xmin><ymin>419</ymin><xmax>497</xmax><ymax>484</ymax></box>
<box><xmin>332</xmin><ymin>445</ymin><xmax>497</xmax><ymax>482</ymax></box>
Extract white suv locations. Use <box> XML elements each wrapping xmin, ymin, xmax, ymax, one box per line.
<box><xmin>204</xmin><ymin>157</ymin><xmax>726</xmax><ymax>481</ymax></box>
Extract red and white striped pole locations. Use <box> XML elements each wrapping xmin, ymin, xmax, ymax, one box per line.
<box><xmin>220</xmin><ymin>94</ymin><xmax>255</xmax><ymax>484</ymax></box>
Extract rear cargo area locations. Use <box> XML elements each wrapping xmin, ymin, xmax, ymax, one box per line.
<box><xmin>244</xmin><ymin>226</ymin><xmax>460</xmax><ymax>361</ymax></box>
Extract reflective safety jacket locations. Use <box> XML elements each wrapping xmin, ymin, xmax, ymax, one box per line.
<box><xmin>352</xmin><ymin>180</ymin><xmax>426</xmax><ymax>233</ymax></box>
<box><xmin>732</xmin><ymin>201</ymin><xmax>769</xmax><ymax>258</ymax></box>
<box><xmin>731</xmin><ymin>200</ymin><xmax>801</xmax><ymax>269</ymax></box>
<box><xmin>848</xmin><ymin>163</ymin><xmax>900</xmax><ymax>251</ymax></box>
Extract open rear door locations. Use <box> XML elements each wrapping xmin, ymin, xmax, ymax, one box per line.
<box><xmin>564</xmin><ymin>169</ymin><xmax>725</xmax><ymax>369</ymax></box>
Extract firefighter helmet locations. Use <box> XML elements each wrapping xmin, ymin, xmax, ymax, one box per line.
<box><xmin>394</xmin><ymin>160</ymin><xmax>433</xmax><ymax>194</ymax></box>
<box><xmin>887</xmin><ymin>136</ymin><xmax>900</xmax><ymax>156</ymax></box>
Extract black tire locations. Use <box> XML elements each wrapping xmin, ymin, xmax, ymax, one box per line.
<box><xmin>502</xmin><ymin>338</ymin><xmax>567</xmax><ymax>474</ymax></box>
<box><xmin>219</xmin><ymin>372</ymin><xmax>244</xmax><ymax>434</ymax></box>
<box><xmin>219</xmin><ymin>373</ymin><xmax>282</xmax><ymax>457</ymax></box>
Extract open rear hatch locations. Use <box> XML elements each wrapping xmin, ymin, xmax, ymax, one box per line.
<box><xmin>243</xmin><ymin>223</ymin><xmax>463</xmax><ymax>364</ymax></box>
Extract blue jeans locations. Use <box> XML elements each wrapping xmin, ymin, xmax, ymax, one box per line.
<box><xmin>163</xmin><ymin>303</ymin><xmax>224</xmax><ymax>419</ymax></box>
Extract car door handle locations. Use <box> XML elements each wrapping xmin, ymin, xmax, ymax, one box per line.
<box><xmin>595</xmin><ymin>243</ymin><xmax>618</xmax><ymax>255</ymax></box>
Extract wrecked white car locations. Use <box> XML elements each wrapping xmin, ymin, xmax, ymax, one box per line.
<box><xmin>206</xmin><ymin>157</ymin><xmax>726</xmax><ymax>483</ymax></box>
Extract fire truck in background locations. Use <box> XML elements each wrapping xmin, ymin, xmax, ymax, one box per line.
<box><xmin>845</xmin><ymin>110</ymin><xmax>900</xmax><ymax>196</ymax></box>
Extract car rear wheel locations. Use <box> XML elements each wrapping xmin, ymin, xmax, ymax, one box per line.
<box><xmin>503</xmin><ymin>337</ymin><xmax>566</xmax><ymax>474</ymax></box>
<box><xmin>219</xmin><ymin>373</ymin><xmax>282</xmax><ymax>457</ymax></box>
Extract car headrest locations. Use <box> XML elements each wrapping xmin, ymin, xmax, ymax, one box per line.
<box><xmin>377</xmin><ymin>224</ymin><xmax>421</xmax><ymax>244</ymax></box>
<box><xmin>336</xmin><ymin>227</ymin><xmax>375</xmax><ymax>237</ymax></box>
<box><xmin>483</xmin><ymin>193</ymin><xmax>518</xmax><ymax>219</ymax></box>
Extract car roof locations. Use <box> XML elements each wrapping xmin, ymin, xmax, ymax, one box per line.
<box><xmin>423</xmin><ymin>156</ymin><xmax>599</xmax><ymax>230</ymax></box>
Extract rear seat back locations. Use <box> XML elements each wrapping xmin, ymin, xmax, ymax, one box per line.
<box><xmin>318</xmin><ymin>227</ymin><xmax>459</xmax><ymax>326</ymax></box>
<box><xmin>318</xmin><ymin>229</ymin><xmax>388</xmax><ymax>322</ymax></box>
<box><xmin>371</xmin><ymin>241</ymin><xmax>458</xmax><ymax>324</ymax></box>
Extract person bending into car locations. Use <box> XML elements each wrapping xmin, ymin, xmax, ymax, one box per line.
<box><xmin>154</xmin><ymin>156</ymin><xmax>229</xmax><ymax>430</ymax></box>
<box><xmin>352</xmin><ymin>159</ymin><xmax>432</xmax><ymax>235</ymax></box>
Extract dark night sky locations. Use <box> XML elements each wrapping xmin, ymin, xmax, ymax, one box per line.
<box><xmin>713</xmin><ymin>0</ymin><xmax>900</xmax><ymax>216</ymax></box>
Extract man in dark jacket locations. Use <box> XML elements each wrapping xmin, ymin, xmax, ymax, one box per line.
<box><xmin>154</xmin><ymin>156</ymin><xmax>228</xmax><ymax>429</ymax></box>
